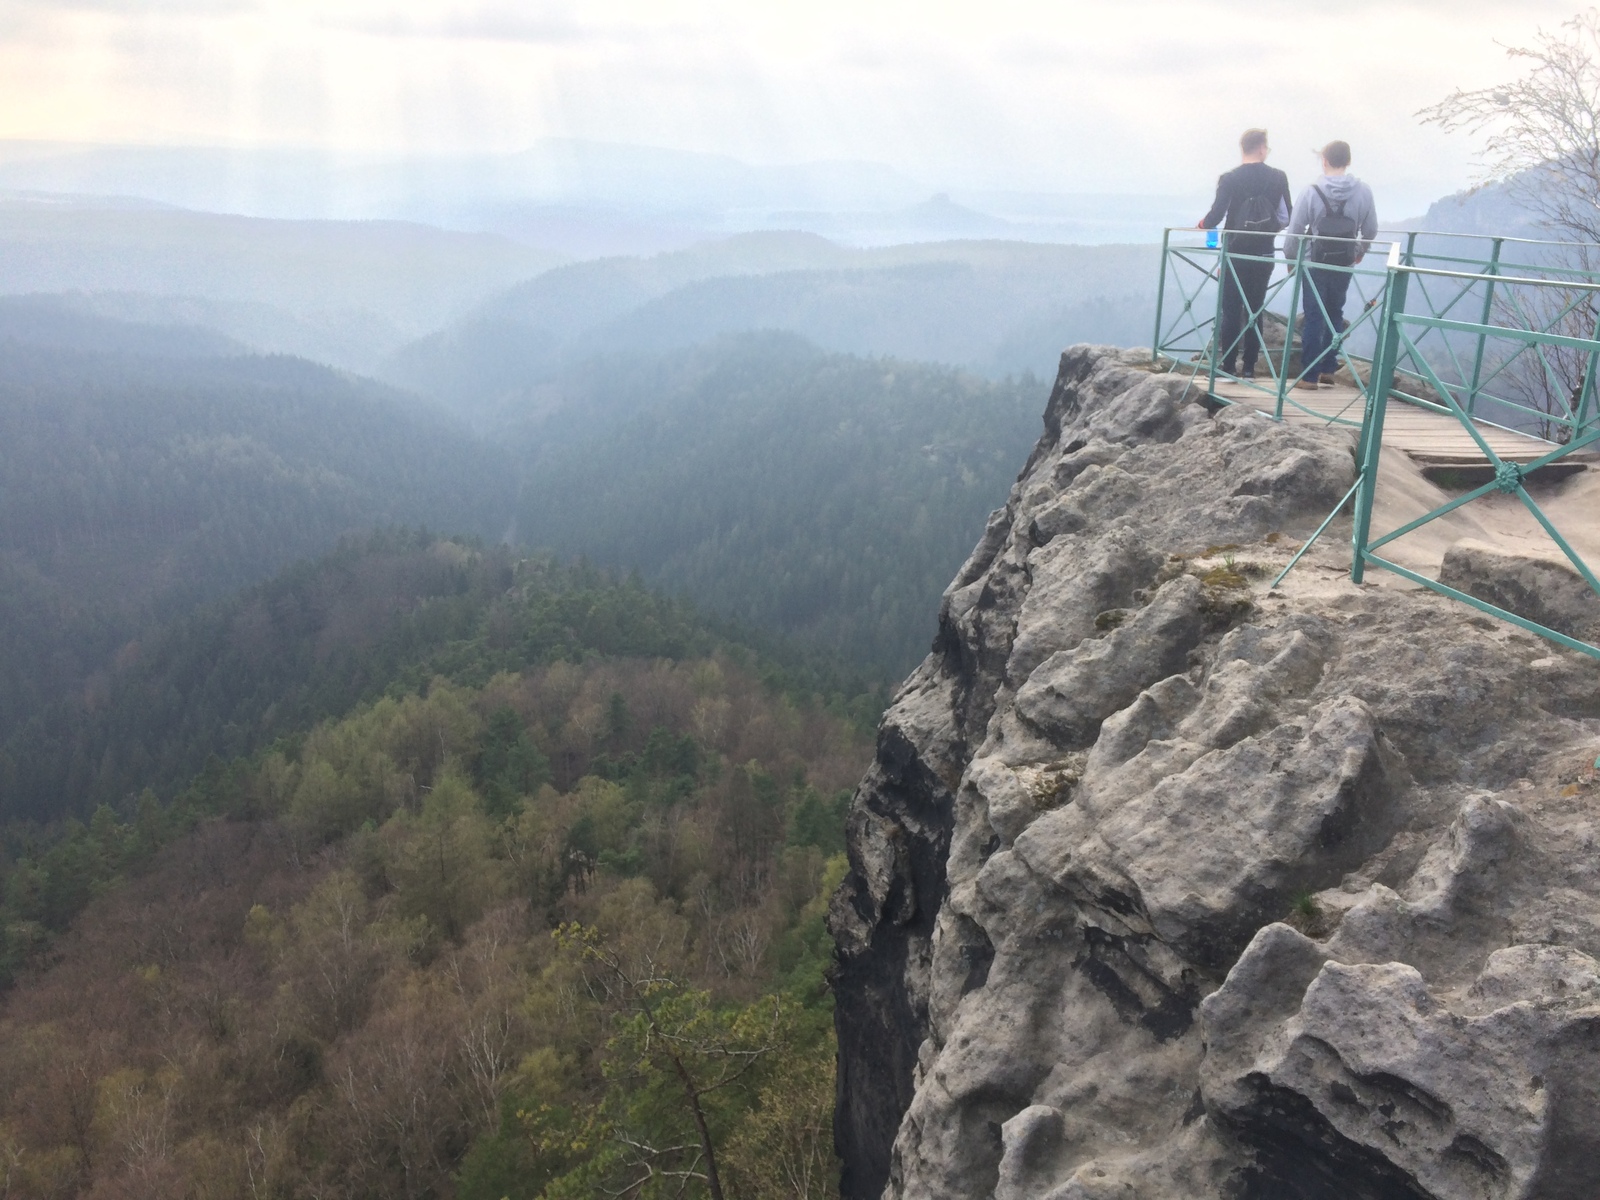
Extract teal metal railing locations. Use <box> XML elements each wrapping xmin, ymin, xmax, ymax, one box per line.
<box><xmin>1152</xmin><ymin>226</ymin><xmax>1396</xmax><ymax>424</ymax></box>
<box><xmin>1152</xmin><ymin>227</ymin><xmax>1600</xmax><ymax>442</ymax></box>
<box><xmin>1151</xmin><ymin>226</ymin><xmax>1600</xmax><ymax>659</ymax></box>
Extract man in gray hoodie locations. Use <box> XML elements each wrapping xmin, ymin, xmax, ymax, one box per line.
<box><xmin>1283</xmin><ymin>140</ymin><xmax>1378</xmax><ymax>388</ymax></box>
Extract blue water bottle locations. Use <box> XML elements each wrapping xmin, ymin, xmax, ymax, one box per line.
<box><xmin>1205</xmin><ymin>228</ymin><xmax>1219</xmax><ymax>249</ymax></box>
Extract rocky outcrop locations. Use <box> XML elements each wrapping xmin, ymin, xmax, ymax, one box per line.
<box><xmin>1440</xmin><ymin>537</ymin><xmax>1600</xmax><ymax>644</ymax></box>
<box><xmin>830</xmin><ymin>345</ymin><xmax>1600</xmax><ymax>1199</ymax></box>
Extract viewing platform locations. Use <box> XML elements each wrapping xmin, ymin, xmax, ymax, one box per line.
<box><xmin>1151</xmin><ymin>225</ymin><xmax>1600</xmax><ymax>657</ymax></box>
<box><xmin>1207</xmin><ymin>377</ymin><xmax>1577</xmax><ymax>473</ymax></box>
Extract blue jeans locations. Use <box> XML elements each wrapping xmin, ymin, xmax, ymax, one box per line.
<box><xmin>1301</xmin><ymin>265</ymin><xmax>1352</xmax><ymax>379</ymax></box>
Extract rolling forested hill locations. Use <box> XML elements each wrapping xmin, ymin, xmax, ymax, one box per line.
<box><xmin>0</xmin><ymin>533</ymin><xmax>874</xmax><ymax>1199</ymax></box>
<box><xmin>0</xmin><ymin>313</ymin><xmax>517</xmax><ymax>754</ymax></box>
<box><xmin>505</xmin><ymin>334</ymin><xmax>1047</xmax><ymax>673</ymax></box>
<box><xmin>0</xmin><ymin>299</ymin><xmax>1042</xmax><ymax>752</ymax></box>
<box><xmin>379</xmin><ymin>235</ymin><xmax>1156</xmax><ymax>421</ymax></box>
<box><xmin>0</xmin><ymin>530</ymin><xmax>879</xmax><ymax>828</ymax></box>
<box><xmin>0</xmin><ymin>194</ymin><xmax>566</xmax><ymax>370</ymax></box>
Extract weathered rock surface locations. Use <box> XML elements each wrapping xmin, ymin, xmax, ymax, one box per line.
<box><xmin>1440</xmin><ymin>537</ymin><xmax>1600</xmax><ymax>644</ymax></box>
<box><xmin>830</xmin><ymin>345</ymin><xmax>1600</xmax><ymax>1199</ymax></box>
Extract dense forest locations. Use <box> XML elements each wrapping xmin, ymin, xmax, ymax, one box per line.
<box><xmin>0</xmin><ymin>310</ymin><xmax>1036</xmax><ymax>745</ymax></box>
<box><xmin>509</xmin><ymin>334</ymin><xmax>1044</xmax><ymax>673</ymax></box>
<box><xmin>379</xmin><ymin>234</ymin><xmax>1156</xmax><ymax>418</ymax></box>
<box><xmin>0</xmin><ymin>324</ymin><xmax>517</xmax><ymax>753</ymax></box>
<box><xmin>0</xmin><ymin>531</ymin><xmax>881</xmax><ymax>827</ymax></box>
<box><xmin>0</xmin><ymin>535</ymin><xmax>873</xmax><ymax>1198</ymax></box>
<box><xmin>0</xmin><ymin>213</ymin><xmax>1100</xmax><ymax>1200</ymax></box>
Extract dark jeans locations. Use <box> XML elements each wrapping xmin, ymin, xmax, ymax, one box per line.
<box><xmin>1218</xmin><ymin>254</ymin><xmax>1274</xmax><ymax>372</ymax></box>
<box><xmin>1301</xmin><ymin>264</ymin><xmax>1353</xmax><ymax>380</ymax></box>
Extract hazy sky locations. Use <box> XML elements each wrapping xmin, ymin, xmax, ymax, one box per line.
<box><xmin>0</xmin><ymin>0</ymin><xmax>1582</xmax><ymax>212</ymax></box>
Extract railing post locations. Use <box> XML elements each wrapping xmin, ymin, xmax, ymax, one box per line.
<box><xmin>1351</xmin><ymin>262</ymin><xmax>1410</xmax><ymax>584</ymax></box>
<box><xmin>1152</xmin><ymin>227</ymin><xmax>1172</xmax><ymax>364</ymax></box>
<box><xmin>1574</xmin><ymin>296</ymin><xmax>1600</xmax><ymax>438</ymax></box>
<box><xmin>1403</xmin><ymin>231</ymin><xmax>1418</xmax><ymax>267</ymax></box>
<box><xmin>1208</xmin><ymin>231</ymin><xmax>1227</xmax><ymax>396</ymax></box>
<box><xmin>1278</xmin><ymin>239</ymin><xmax>1307</xmax><ymax>420</ymax></box>
<box><xmin>1466</xmin><ymin>237</ymin><xmax>1503</xmax><ymax>416</ymax></box>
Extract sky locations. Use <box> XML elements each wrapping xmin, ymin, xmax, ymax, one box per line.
<box><xmin>0</xmin><ymin>0</ymin><xmax>1584</xmax><ymax>215</ymax></box>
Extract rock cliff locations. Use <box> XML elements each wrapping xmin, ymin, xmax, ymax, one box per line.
<box><xmin>829</xmin><ymin>345</ymin><xmax>1600</xmax><ymax>1200</ymax></box>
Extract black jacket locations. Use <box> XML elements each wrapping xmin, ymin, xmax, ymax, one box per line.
<box><xmin>1201</xmin><ymin>162</ymin><xmax>1292</xmax><ymax>253</ymax></box>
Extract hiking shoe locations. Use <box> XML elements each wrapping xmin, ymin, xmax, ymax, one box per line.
<box><xmin>1240</xmin><ymin>364</ymin><xmax>1259</xmax><ymax>380</ymax></box>
<box><xmin>1294</xmin><ymin>380</ymin><xmax>1320</xmax><ymax>392</ymax></box>
<box><xmin>1319</xmin><ymin>374</ymin><xmax>1338</xmax><ymax>387</ymax></box>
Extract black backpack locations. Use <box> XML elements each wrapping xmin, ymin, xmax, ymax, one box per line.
<box><xmin>1234</xmin><ymin>190</ymin><xmax>1281</xmax><ymax>234</ymax></box>
<box><xmin>1311</xmin><ymin>185</ymin><xmax>1360</xmax><ymax>265</ymax></box>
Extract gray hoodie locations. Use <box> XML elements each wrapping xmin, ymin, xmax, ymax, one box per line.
<box><xmin>1282</xmin><ymin>173</ymin><xmax>1378</xmax><ymax>262</ymax></box>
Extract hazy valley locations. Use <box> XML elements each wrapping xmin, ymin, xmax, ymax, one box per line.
<box><xmin>0</xmin><ymin>114</ymin><xmax>1584</xmax><ymax>1200</ymax></box>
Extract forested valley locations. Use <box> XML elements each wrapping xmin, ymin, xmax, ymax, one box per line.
<box><xmin>0</xmin><ymin>233</ymin><xmax>1057</xmax><ymax>1200</ymax></box>
<box><xmin>0</xmin><ymin>535</ymin><xmax>873</xmax><ymax>1198</ymax></box>
<box><xmin>0</xmin><ymin>326</ymin><xmax>516</xmax><ymax>753</ymax></box>
<box><xmin>507</xmin><ymin>333</ymin><xmax>1044</xmax><ymax>672</ymax></box>
<box><xmin>0</xmin><ymin>302</ymin><xmax>1043</xmax><ymax>737</ymax></box>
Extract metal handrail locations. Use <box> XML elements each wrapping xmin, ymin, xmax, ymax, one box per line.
<box><xmin>1153</xmin><ymin>228</ymin><xmax>1403</xmax><ymax>425</ymax></box>
<box><xmin>1149</xmin><ymin>224</ymin><xmax>1600</xmax><ymax>659</ymax></box>
<box><xmin>1378</xmin><ymin>226</ymin><xmax>1600</xmax><ymax>252</ymax></box>
<box><xmin>1153</xmin><ymin>227</ymin><xmax>1600</xmax><ymax>443</ymax></box>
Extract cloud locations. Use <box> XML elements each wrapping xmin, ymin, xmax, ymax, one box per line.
<box><xmin>323</xmin><ymin>5</ymin><xmax>591</xmax><ymax>45</ymax></box>
<box><xmin>0</xmin><ymin>0</ymin><xmax>1585</xmax><ymax>212</ymax></box>
<box><xmin>14</xmin><ymin>0</ymin><xmax>257</xmax><ymax>12</ymax></box>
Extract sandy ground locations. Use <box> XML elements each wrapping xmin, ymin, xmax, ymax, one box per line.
<box><xmin>1370</xmin><ymin>450</ymin><xmax>1600</xmax><ymax>579</ymax></box>
<box><xmin>1216</xmin><ymin>436</ymin><xmax>1599</xmax><ymax>611</ymax></box>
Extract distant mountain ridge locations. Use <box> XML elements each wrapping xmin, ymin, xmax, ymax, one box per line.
<box><xmin>0</xmin><ymin>195</ymin><xmax>565</xmax><ymax>370</ymax></box>
<box><xmin>0</xmin><ymin>312</ymin><xmax>516</xmax><ymax>754</ymax></box>
<box><xmin>0</xmin><ymin>138</ymin><xmax>928</xmax><ymax>229</ymax></box>
<box><xmin>381</xmin><ymin>232</ymin><xmax>1160</xmax><ymax>419</ymax></box>
<box><xmin>0</xmin><ymin>138</ymin><xmax>1201</xmax><ymax>252</ymax></box>
<box><xmin>1396</xmin><ymin>169</ymin><xmax>1554</xmax><ymax>239</ymax></box>
<box><xmin>0</xmin><ymin>294</ymin><xmax>245</xmax><ymax>359</ymax></box>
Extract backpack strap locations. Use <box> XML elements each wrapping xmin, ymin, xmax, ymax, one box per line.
<box><xmin>1312</xmin><ymin>184</ymin><xmax>1347</xmax><ymax>219</ymax></box>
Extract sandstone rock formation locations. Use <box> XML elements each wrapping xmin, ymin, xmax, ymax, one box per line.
<box><xmin>830</xmin><ymin>345</ymin><xmax>1600</xmax><ymax>1199</ymax></box>
<box><xmin>1440</xmin><ymin>537</ymin><xmax>1600</xmax><ymax>645</ymax></box>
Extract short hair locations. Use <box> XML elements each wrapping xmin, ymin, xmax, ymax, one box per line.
<box><xmin>1322</xmin><ymin>140</ymin><xmax>1352</xmax><ymax>169</ymax></box>
<box><xmin>1240</xmin><ymin>128</ymin><xmax>1269</xmax><ymax>155</ymax></box>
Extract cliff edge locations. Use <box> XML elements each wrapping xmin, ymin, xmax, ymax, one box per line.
<box><xmin>829</xmin><ymin>345</ymin><xmax>1600</xmax><ymax>1199</ymax></box>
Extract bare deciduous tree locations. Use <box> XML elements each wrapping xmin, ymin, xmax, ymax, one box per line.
<box><xmin>1419</xmin><ymin>9</ymin><xmax>1600</xmax><ymax>244</ymax></box>
<box><xmin>1419</xmin><ymin>11</ymin><xmax>1600</xmax><ymax>440</ymax></box>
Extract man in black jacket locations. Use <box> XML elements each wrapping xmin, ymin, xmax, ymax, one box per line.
<box><xmin>1199</xmin><ymin>129</ymin><xmax>1292</xmax><ymax>378</ymax></box>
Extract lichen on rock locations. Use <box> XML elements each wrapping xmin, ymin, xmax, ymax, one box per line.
<box><xmin>829</xmin><ymin>345</ymin><xmax>1600</xmax><ymax>1200</ymax></box>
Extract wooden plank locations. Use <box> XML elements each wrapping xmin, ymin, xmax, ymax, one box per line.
<box><xmin>1206</xmin><ymin>379</ymin><xmax>1563</xmax><ymax>467</ymax></box>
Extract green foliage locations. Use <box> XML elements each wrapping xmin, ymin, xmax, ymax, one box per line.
<box><xmin>379</xmin><ymin>772</ymin><xmax>503</xmax><ymax>942</ymax></box>
<box><xmin>0</xmin><ymin>338</ymin><xmax>516</xmax><ymax>773</ymax></box>
<box><xmin>788</xmin><ymin>788</ymin><xmax>851</xmax><ymax>856</ymax></box>
<box><xmin>461</xmin><ymin>902</ymin><xmax>841</xmax><ymax>1200</ymax></box>
<box><xmin>0</xmin><ymin>636</ymin><xmax>862</xmax><ymax>1197</ymax></box>
<box><xmin>477</xmin><ymin>706</ymin><xmax>552</xmax><ymax>817</ymax></box>
<box><xmin>508</xmin><ymin>334</ymin><xmax>1046</xmax><ymax>676</ymax></box>
<box><xmin>456</xmin><ymin>1048</ymin><xmax>588</xmax><ymax>1200</ymax></box>
<box><xmin>0</xmin><ymin>533</ymin><xmax>880</xmax><ymax>825</ymax></box>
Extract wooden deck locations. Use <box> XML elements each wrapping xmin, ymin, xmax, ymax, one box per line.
<box><xmin>1208</xmin><ymin>379</ymin><xmax>1575</xmax><ymax>468</ymax></box>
